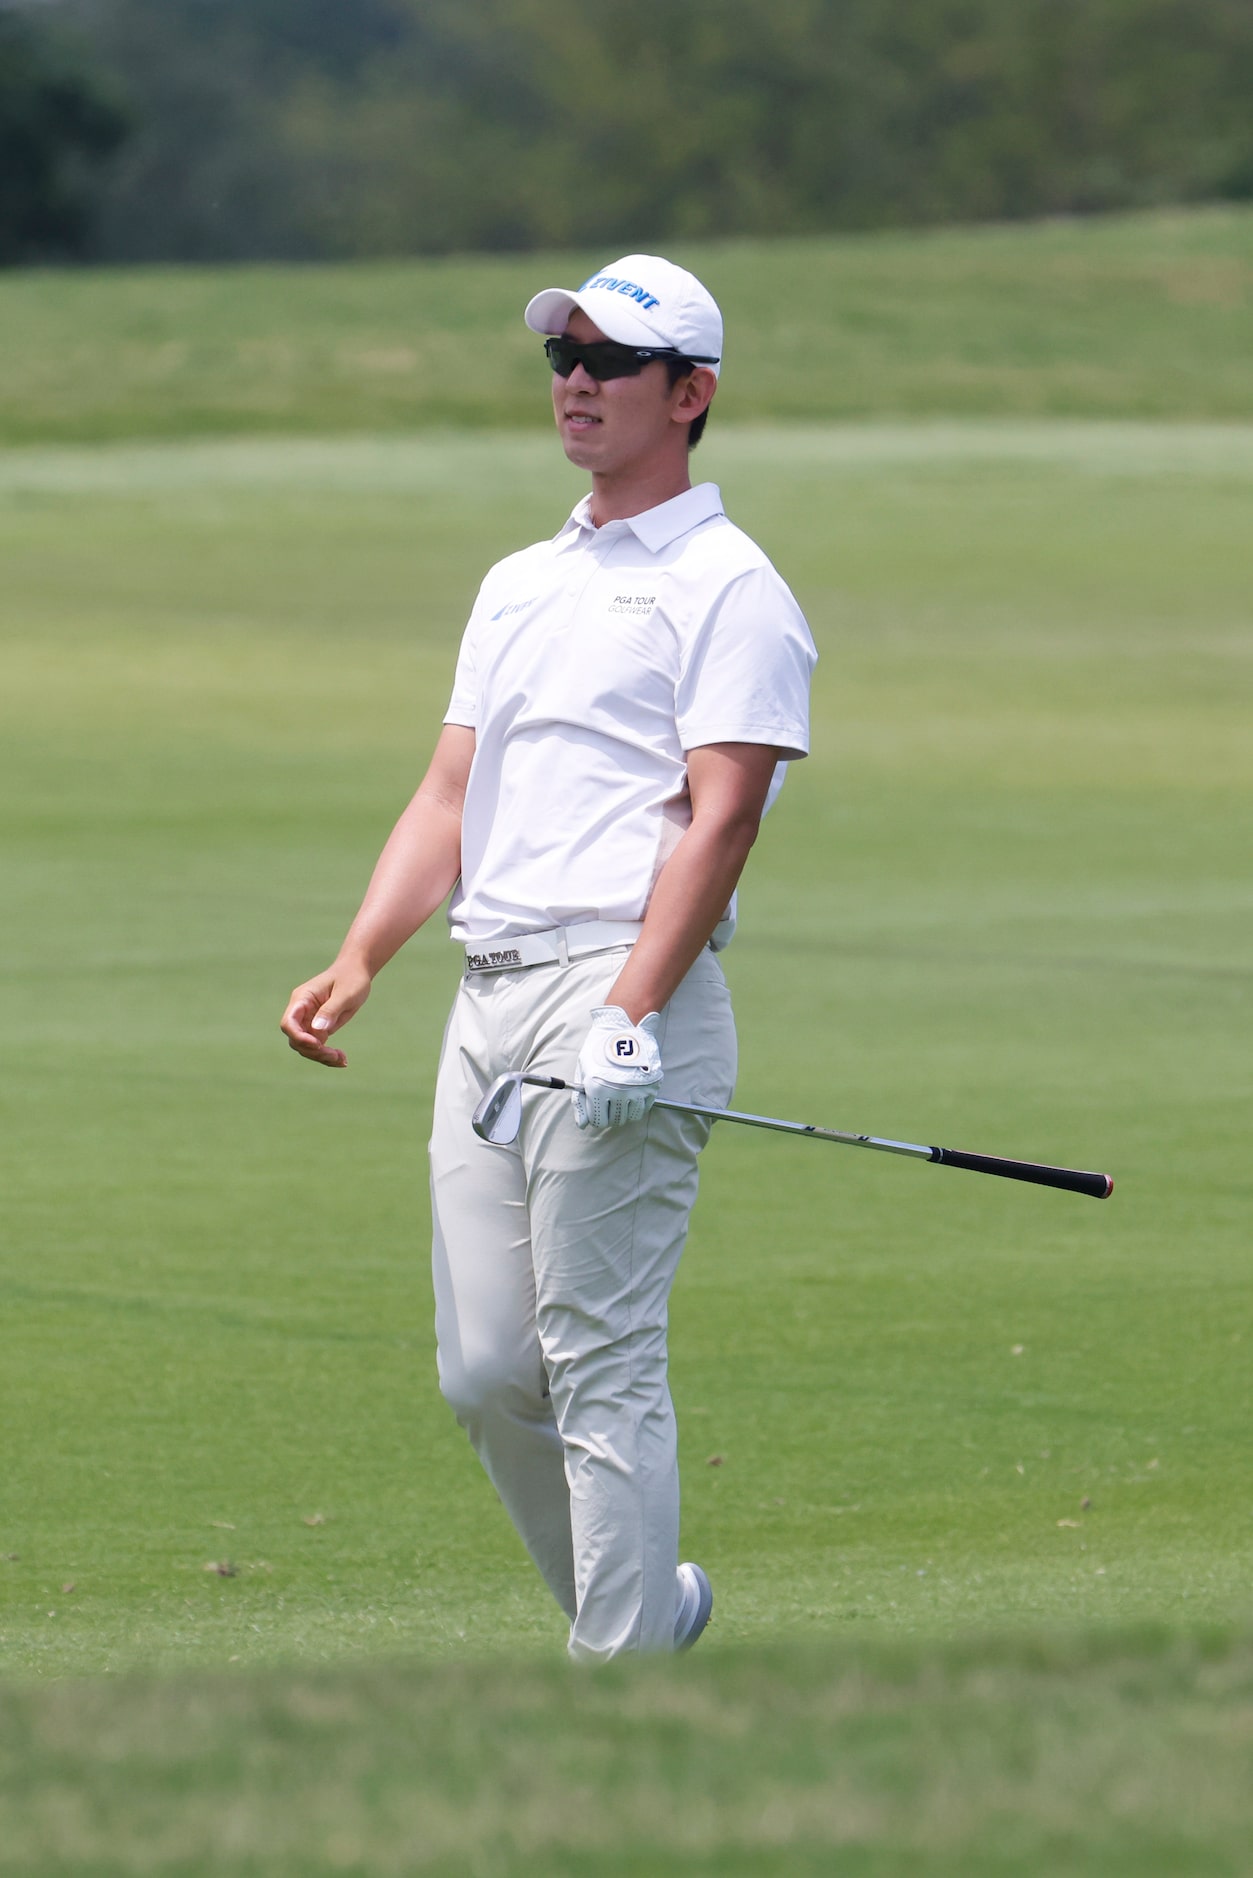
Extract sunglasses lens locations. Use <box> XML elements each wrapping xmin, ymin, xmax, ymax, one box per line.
<box><xmin>588</xmin><ymin>344</ymin><xmax>645</xmax><ymax>380</ymax></box>
<box><xmin>544</xmin><ymin>338</ymin><xmax>646</xmax><ymax>381</ymax></box>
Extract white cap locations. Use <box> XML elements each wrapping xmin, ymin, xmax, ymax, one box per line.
<box><xmin>524</xmin><ymin>254</ymin><xmax>723</xmax><ymax>376</ymax></box>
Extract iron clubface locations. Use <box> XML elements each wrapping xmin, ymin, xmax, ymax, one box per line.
<box><xmin>471</xmin><ymin>1072</ymin><xmax>528</xmax><ymax>1144</ymax></box>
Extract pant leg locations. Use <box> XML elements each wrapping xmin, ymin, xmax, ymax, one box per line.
<box><xmin>430</xmin><ymin>947</ymin><xmax>736</xmax><ymax>1660</ymax></box>
<box><xmin>517</xmin><ymin>948</ymin><xmax>737</xmax><ymax>1661</ymax></box>
<box><xmin>429</xmin><ymin>977</ymin><xmax>577</xmax><ymax>1620</ymax></box>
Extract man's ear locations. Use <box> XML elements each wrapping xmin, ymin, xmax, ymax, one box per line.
<box><xmin>672</xmin><ymin>366</ymin><xmax>716</xmax><ymax>424</ymax></box>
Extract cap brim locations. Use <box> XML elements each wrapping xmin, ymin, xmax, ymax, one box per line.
<box><xmin>523</xmin><ymin>286</ymin><xmax>670</xmax><ymax>350</ymax></box>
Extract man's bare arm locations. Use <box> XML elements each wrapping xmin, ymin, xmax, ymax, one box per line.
<box><xmin>605</xmin><ymin>741</ymin><xmax>781</xmax><ymax>1025</ymax></box>
<box><xmin>281</xmin><ymin>724</ymin><xmax>475</xmax><ymax>1067</ymax></box>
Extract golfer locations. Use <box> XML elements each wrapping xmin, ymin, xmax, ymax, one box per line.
<box><xmin>282</xmin><ymin>255</ymin><xmax>816</xmax><ymax>1661</ymax></box>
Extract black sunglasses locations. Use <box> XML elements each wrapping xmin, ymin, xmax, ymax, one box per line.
<box><xmin>544</xmin><ymin>336</ymin><xmax>719</xmax><ymax>381</ymax></box>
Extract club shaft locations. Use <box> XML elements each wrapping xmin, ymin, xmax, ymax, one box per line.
<box><xmin>518</xmin><ymin>1075</ymin><xmax>1113</xmax><ymax>1200</ymax></box>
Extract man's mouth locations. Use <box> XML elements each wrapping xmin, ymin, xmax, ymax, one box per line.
<box><xmin>564</xmin><ymin>410</ymin><xmax>601</xmax><ymax>428</ymax></box>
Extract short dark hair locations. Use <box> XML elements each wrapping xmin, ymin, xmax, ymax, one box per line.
<box><xmin>664</xmin><ymin>357</ymin><xmax>710</xmax><ymax>451</ymax></box>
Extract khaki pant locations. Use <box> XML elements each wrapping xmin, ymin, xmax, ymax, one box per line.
<box><xmin>429</xmin><ymin>944</ymin><xmax>737</xmax><ymax>1661</ymax></box>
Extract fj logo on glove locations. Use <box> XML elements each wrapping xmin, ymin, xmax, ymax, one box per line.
<box><xmin>611</xmin><ymin>1037</ymin><xmax>643</xmax><ymax>1061</ymax></box>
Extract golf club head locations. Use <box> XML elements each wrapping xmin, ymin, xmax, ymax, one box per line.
<box><xmin>471</xmin><ymin>1072</ymin><xmax>524</xmax><ymax>1145</ymax></box>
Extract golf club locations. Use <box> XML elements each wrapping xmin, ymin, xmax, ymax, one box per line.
<box><xmin>471</xmin><ymin>1071</ymin><xmax>1114</xmax><ymax>1200</ymax></box>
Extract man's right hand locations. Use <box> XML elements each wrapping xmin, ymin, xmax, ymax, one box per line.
<box><xmin>281</xmin><ymin>963</ymin><xmax>372</xmax><ymax>1067</ymax></box>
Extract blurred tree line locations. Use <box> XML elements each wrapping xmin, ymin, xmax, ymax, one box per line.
<box><xmin>2</xmin><ymin>0</ymin><xmax>1252</xmax><ymax>265</ymax></box>
<box><xmin>0</xmin><ymin>1</ymin><xmax>126</xmax><ymax>263</ymax></box>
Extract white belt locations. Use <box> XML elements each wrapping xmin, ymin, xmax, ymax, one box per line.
<box><xmin>463</xmin><ymin>921</ymin><xmax>644</xmax><ymax>975</ymax></box>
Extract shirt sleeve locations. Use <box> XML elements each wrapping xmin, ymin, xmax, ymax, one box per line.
<box><xmin>674</xmin><ymin>563</ymin><xmax>816</xmax><ymax>760</ymax></box>
<box><xmin>443</xmin><ymin>613</ymin><xmax>479</xmax><ymax>729</ymax></box>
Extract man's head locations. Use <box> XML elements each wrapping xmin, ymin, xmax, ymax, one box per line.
<box><xmin>525</xmin><ymin>254</ymin><xmax>721</xmax><ymax>457</ymax></box>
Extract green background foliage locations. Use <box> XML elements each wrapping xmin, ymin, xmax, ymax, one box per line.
<box><xmin>3</xmin><ymin>0</ymin><xmax>1253</xmax><ymax>261</ymax></box>
<box><xmin>0</xmin><ymin>3</ymin><xmax>127</xmax><ymax>264</ymax></box>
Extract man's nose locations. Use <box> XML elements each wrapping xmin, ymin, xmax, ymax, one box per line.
<box><xmin>565</xmin><ymin>360</ymin><xmax>600</xmax><ymax>392</ymax></box>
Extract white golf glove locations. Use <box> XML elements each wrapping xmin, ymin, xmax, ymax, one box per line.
<box><xmin>573</xmin><ymin>1006</ymin><xmax>663</xmax><ymax>1130</ymax></box>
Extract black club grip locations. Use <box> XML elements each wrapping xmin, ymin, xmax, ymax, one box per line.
<box><xmin>930</xmin><ymin>1146</ymin><xmax>1113</xmax><ymax>1199</ymax></box>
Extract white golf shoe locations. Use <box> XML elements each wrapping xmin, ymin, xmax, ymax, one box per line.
<box><xmin>673</xmin><ymin>1562</ymin><xmax>713</xmax><ymax>1652</ymax></box>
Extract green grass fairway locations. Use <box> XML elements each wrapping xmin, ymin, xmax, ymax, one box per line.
<box><xmin>1</xmin><ymin>206</ymin><xmax>1251</xmax><ymax>443</ymax></box>
<box><xmin>3</xmin><ymin>1629</ymin><xmax>1252</xmax><ymax>1875</ymax></box>
<box><xmin>3</xmin><ymin>419</ymin><xmax>1249</xmax><ymax>1689</ymax></box>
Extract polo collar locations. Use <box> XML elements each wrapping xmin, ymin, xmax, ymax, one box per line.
<box><xmin>557</xmin><ymin>482</ymin><xmax>725</xmax><ymax>551</ymax></box>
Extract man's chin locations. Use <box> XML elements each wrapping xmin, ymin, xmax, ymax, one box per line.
<box><xmin>560</xmin><ymin>430</ymin><xmax>603</xmax><ymax>469</ymax></box>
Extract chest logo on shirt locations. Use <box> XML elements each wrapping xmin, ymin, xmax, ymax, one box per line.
<box><xmin>491</xmin><ymin>597</ymin><xmax>537</xmax><ymax>621</ymax></box>
<box><xmin>607</xmin><ymin>593</ymin><xmax>657</xmax><ymax>619</ymax></box>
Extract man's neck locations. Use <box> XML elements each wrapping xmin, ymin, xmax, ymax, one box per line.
<box><xmin>588</xmin><ymin>461</ymin><xmax>692</xmax><ymax>528</ymax></box>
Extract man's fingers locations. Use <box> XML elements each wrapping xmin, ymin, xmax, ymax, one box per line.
<box><xmin>286</xmin><ymin>1031</ymin><xmax>348</xmax><ymax>1068</ymax></box>
<box><xmin>280</xmin><ymin>985</ymin><xmax>349</xmax><ymax>1067</ymax></box>
<box><xmin>281</xmin><ymin>988</ymin><xmax>326</xmax><ymax>1034</ymax></box>
<box><xmin>281</xmin><ymin>1009</ymin><xmax>348</xmax><ymax>1067</ymax></box>
<box><xmin>309</xmin><ymin>997</ymin><xmax>360</xmax><ymax>1041</ymax></box>
<box><xmin>281</xmin><ymin>971</ymin><xmax>370</xmax><ymax>1069</ymax></box>
<box><xmin>570</xmin><ymin>1084</ymin><xmax>657</xmax><ymax>1130</ymax></box>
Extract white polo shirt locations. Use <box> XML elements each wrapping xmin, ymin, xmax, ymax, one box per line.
<box><xmin>443</xmin><ymin>482</ymin><xmax>816</xmax><ymax>947</ymax></box>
